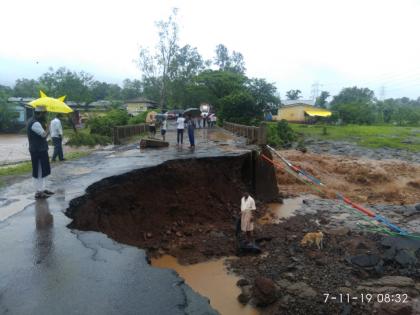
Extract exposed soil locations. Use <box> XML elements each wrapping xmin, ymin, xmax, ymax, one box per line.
<box><xmin>65</xmin><ymin>145</ymin><xmax>420</xmax><ymax>315</ymax></box>
<box><xmin>276</xmin><ymin>150</ymin><xmax>420</xmax><ymax>204</ymax></box>
<box><xmin>66</xmin><ymin>154</ymin><xmax>275</xmax><ymax>264</ymax></box>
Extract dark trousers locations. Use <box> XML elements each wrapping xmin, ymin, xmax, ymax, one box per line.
<box><xmin>52</xmin><ymin>137</ymin><xmax>64</xmax><ymax>161</ymax></box>
<box><xmin>188</xmin><ymin>127</ymin><xmax>195</xmax><ymax>146</ymax></box>
<box><xmin>177</xmin><ymin>129</ymin><xmax>184</xmax><ymax>144</ymax></box>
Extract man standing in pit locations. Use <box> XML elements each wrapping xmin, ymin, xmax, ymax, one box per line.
<box><xmin>27</xmin><ymin>106</ymin><xmax>54</xmax><ymax>199</ymax></box>
<box><xmin>240</xmin><ymin>192</ymin><xmax>256</xmax><ymax>243</ymax></box>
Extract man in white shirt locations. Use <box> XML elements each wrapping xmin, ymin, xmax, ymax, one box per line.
<box><xmin>176</xmin><ymin>114</ymin><xmax>185</xmax><ymax>144</ymax></box>
<box><xmin>27</xmin><ymin>106</ymin><xmax>54</xmax><ymax>199</ymax></box>
<box><xmin>241</xmin><ymin>192</ymin><xmax>256</xmax><ymax>242</ymax></box>
<box><xmin>50</xmin><ymin>114</ymin><xmax>65</xmax><ymax>161</ymax></box>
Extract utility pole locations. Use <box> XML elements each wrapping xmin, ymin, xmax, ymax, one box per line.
<box><xmin>311</xmin><ymin>81</ymin><xmax>322</xmax><ymax>102</ymax></box>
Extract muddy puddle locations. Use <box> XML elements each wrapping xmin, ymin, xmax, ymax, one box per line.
<box><xmin>152</xmin><ymin>255</ymin><xmax>259</xmax><ymax>315</ymax></box>
<box><xmin>259</xmin><ymin>195</ymin><xmax>318</xmax><ymax>224</ymax></box>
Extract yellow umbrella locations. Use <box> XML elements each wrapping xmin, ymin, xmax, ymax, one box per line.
<box><xmin>29</xmin><ymin>91</ymin><xmax>73</xmax><ymax>113</ymax></box>
<box><xmin>145</xmin><ymin>111</ymin><xmax>158</xmax><ymax>123</ymax></box>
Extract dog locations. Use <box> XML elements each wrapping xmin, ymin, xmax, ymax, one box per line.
<box><xmin>300</xmin><ymin>231</ymin><xmax>324</xmax><ymax>250</ymax></box>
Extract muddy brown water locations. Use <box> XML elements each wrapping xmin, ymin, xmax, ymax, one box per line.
<box><xmin>152</xmin><ymin>255</ymin><xmax>259</xmax><ymax>315</ymax></box>
<box><xmin>258</xmin><ymin>195</ymin><xmax>319</xmax><ymax>224</ymax></box>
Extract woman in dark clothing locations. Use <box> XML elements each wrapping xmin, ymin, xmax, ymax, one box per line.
<box><xmin>187</xmin><ymin>115</ymin><xmax>195</xmax><ymax>147</ymax></box>
<box><xmin>27</xmin><ymin>106</ymin><xmax>54</xmax><ymax>199</ymax></box>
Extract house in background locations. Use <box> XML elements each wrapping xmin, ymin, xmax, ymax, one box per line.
<box><xmin>124</xmin><ymin>97</ymin><xmax>158</xmax><ymax>116</ymax></box>
<box><xmin>276</xmin><ymin>100</ymin><xmax>331</xmax><ymax>122</ymax></box>
<box><xmin>7</xmin><ymin>97</ymin><xmax>34</xmax><ymax>124</ymax></box>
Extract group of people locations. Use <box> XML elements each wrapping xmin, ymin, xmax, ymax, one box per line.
<box><xmin>191</xmin><ymin>114</ymin><xmax>217</xmax><ymax>129</ymax></box>
<box><xmin>147</xmin><ymin>112</ymin><xmax>217</xmax><ymax>148</ymax></box>
<box><xmin>27</xmin><ymin>106</ymin><xmax>65</xmax><ymax>199</ymax></box>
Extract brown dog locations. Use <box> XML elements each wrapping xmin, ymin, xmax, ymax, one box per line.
<box><xmin>300</xmin><ymin>231</ymin><xmax>324</xmax><ymax>250</ymax></box>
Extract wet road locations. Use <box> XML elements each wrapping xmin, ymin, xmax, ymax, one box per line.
<box><xmin>0</xmin><ymin>127</ymin><xmax>249</xmax><ymax>315</ymax></box>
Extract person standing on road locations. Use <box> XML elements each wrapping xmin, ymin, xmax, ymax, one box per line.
<box><xmin>187</xmin><ymin>114</ymin><xmax>195</xmax><ymax>147</ymax></box>
<box><xmin>240</xmin><ymin>192</ymin><xmax>256</xmax><ymax>243</ymax></box>
<box><xmin>176</xmin><ymin>114</ymin><xmax>185</xmax><ymax>145</ymax></box>
<box><xmin>27</xmin><ymin>106</ymin><xmax>54</xmax><ymax>199</ymax></box>
<box><xmin>210</xmin><ymin>114</ymin><xmax>217</xmax><ymax>128</ymax></box>
<box><xmin>50</xmin><ymin>114</ymin><xmax>65</xmax><ymax>162</ymax></box>
<box><xmin>202</xmin><ymin>113</ymin><xmax>207</xmax><ymax>128</ymax></box>
<box><xmin>161</xmin><ymin>116</ymin><xmax>168</xmax><ymax>141</ymax></box>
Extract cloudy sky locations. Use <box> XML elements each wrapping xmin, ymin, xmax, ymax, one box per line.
<box><xmin>2</xmin><ymin>0</ymin><xmax>420</xmax><ymax>99</ymax></box>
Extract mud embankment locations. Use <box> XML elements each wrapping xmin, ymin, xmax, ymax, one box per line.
<box><xmin>66</xmin><ymin>153</ymin><xmax>278</xmax><ymax>263</ymax></box>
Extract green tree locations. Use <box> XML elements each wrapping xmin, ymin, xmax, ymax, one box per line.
<box><xmin>219</xmin><ymin>91</ymin><xmax>261</xmax><ymax>125</ymax></box>
<box><xmin>39</xmin><ymin>67</ymin><xmax>93</xmax><ymax>102</ymax></box>
<box><xmin>167</xmin><ymin>44</ymin><xmax>205</xmax><ymax>107</ymax></box>
<box><xmin>121</xmin><ymin>79</ymin><xmax>143</xmax><ymax>100</ymax></box>
<box><xmin>214</xmin><ymin>44</ymin><xmax>246</xmax><ymax>74</ymax></box>
<box><xmin>247</xmin><ymin>78</ymin><xmax>280</xmax><ymax>113</ymax></box>
<box><xmin>315</xmin><ymin>91</ymin><xmax>330</xmax><ymax>108</ymax></box>
<box><xmin>191</xmin><ymin>70</ymin><xmax>247</xmax><ymax>111</ymax></box>
<box><xmin>138</xmin><ymin>8</ymin><xmax>179</xmax><ymax>110</ymax></box>
<box><xmin>13</xmin><ymin>79</ymin><xmax>42</xmax><ymax>97</ymax></box>
<box><xmin>0</xmin><ymin>91</ymin><xmax>17</xmax><ymax>131</ymax></box>
<box><xmin>286</xmin><ymin>89</ymin><xmax>302</xmax><ymax>100</ymax></box>
<box><xmin>330</xmin><ymin>87</ymin><xmax>376</xmax><ymax>124</ymax></box>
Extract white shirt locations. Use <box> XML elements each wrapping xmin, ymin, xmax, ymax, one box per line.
<box><xmin>176</xmin><ymin>117</ymin><xmax>185</xmax><ymax>129</ymax></box>
<box><xmin>50</xmin><ymin>118</ymin><xmax>63</xmax><ymax>138</ymax></box>
<box><xmin>211</xmin><ymin>116</ymin><xmax>217</xmax><ymax>122</ymax></box>
<box><xmin>241</xmin><ymin>196</ymin><xmax>256</xmax><ymax>212</ymax></box>
<box><xmin>31</xmin><ymin>122</ymin><xmax>47</xmax><ymax>137</ymax></box>
<box><xmin>162</xmin><ymin>120</ymin><xmax>167</xmax><ymax>130</ymax></box>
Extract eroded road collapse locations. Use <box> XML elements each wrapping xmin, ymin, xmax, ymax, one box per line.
<box><xmin>64</xmin><ymin>147</ymin><xmax>420</xmax><ymax>315</ymax></box>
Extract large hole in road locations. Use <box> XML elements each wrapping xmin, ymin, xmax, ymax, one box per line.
<box><xmin>66</xmin><ymin>153</ymin><xmax>265</xmax><ymax>263</ymax></box>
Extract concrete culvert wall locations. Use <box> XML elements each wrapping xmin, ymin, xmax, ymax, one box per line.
<box><xmin>66</xmin><ymin>152</ymin><xmax>278</xmax><ymax>262</ymax></box>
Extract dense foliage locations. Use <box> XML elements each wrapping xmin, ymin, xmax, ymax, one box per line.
<box><xmin>88</xmin><ymin>109</ymin><xmax>130</xmax><ymax>137</ymax></box>
<box><xmin>267</xmin><ymin>120</ymin><xmax>297</xmax><ymax>148</ymax></box>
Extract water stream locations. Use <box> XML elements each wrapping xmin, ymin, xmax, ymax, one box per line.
<box><xmin>152</xmin><ymin>255</ymin><xmax>260</xmax><ymax>315</ymax></box>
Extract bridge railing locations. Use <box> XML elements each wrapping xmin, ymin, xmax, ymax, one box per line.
<box><xmin>113</xmin><ymin>124</ymin><xmax>148</xmax><ymax>144</ymax></box>
<box><xmin>222</xmin><ymin>121</ymin><xmax>267</xmax><ymax>145</ymax></box>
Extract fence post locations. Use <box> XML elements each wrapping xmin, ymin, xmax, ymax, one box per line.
<box><xmin>258</xmin><ymin>122</ymin><xmax>267</xmax><ymax>145</ymax></box>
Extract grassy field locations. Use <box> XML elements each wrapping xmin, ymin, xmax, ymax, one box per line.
<box><xmin>0</xmin><ymin>151</ymin><xmax>91</xmax><ymax>187</ymax></box>
<box><xmin>269</xmin><ymin>123</ymin><xmax>420</xmax><ymax>152</ymax></box>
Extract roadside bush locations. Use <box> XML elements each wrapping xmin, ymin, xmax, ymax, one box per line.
<box><xmin>88</xmin><ymin>109</ymin><xmax>129</xmax><ymax>136</ymax></box>
<box><xmin>267</xmin><ymin>120</ymin><xmax>297</xmax><ymax>148</ymax></box>
<box><xmin>66</xmin><ymin>132</ymin><xmax>111</xmax><ymax>147</ymax></box>
<box><xmin>128</xmin><ymin>110</ymin><xmax>151</xmax><ymax>125</ymax></box>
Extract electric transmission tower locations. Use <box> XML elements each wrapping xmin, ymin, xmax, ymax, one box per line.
<box><xmin>379</xmin><ymin>85</ymin><xmax>386</xmax><ymax>101</ymax></box>
<box><xmin>311</xmin><ymin>81</ymin><xmax>322</xmax><ymax>101</ymax></box>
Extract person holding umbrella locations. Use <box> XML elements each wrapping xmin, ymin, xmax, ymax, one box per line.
<box><xmin>27</xmin><ymin>106</ymin><xmax>53</xmax><ymax>199</ymax></box>
<box><xmin>28</xmin><ymin>91</ymin><xmax>73</xmax><ymax>199</ymax></box>
<box><xmin>186</xmin><ymin>114</ymin><xmax>195</xmax><ymax>147</ymax></box>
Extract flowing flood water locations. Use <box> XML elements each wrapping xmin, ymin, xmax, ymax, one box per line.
<box><xmin>152</xmin><ymin>255</ymin><xmax>260</xmax><ymax>315</ymax></box>
<box><xmin>259</xmin><ymin>195</ymin><xmax>319</xmax><ymax>224</ymax></box>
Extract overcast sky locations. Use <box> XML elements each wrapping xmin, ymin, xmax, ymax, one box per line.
<box><xmin>2</xmin><ymin>0</ymin><xmax>420</xmax><ymax>99</ymax></box>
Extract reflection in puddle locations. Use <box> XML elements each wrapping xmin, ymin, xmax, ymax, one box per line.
<box><xmin>259</xmin><ymin>195</ymin><xmax>319</xmax><ymax>224</ymax></box>
<box><xmin>152</xmin><ymin>255</ymin><xmax>259</xmax><ymax>315</ymax></box>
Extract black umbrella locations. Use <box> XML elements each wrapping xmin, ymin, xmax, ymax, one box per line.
<box><xmin>183</xmin><ymin>108</ymin><xmax>201</xmax><ymax>117</ymax></box>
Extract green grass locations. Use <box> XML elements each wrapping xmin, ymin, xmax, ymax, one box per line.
<box><xmin>268</xmin><ymin>123</ymin><xmax>420</xmax><ymax>152</ymax></box>
<box><xmin>0</xmin><ymin>151</ymin><xmax>91</xmax><ymax>180</ymax></box>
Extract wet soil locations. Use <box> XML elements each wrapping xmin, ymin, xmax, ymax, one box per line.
<box><xmin>66</xmin><ymin>154</ymin><xmax>267</xmax><ymax>264</ymax></box>
<box><xmin>65</xmin><ymin>142</ymin><xmax>420</xmax><ymax>315</ymax></box>
<box><xmin>276</xmin><ymin>150</ymin><xmax>420</xmax><ymax>204</ymax></box>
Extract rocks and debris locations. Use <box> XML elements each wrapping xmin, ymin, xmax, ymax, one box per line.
<box><xmin>139</xmin><ymin>138</ymin><xmax>169</xmax><ymax>148</ymax></box>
